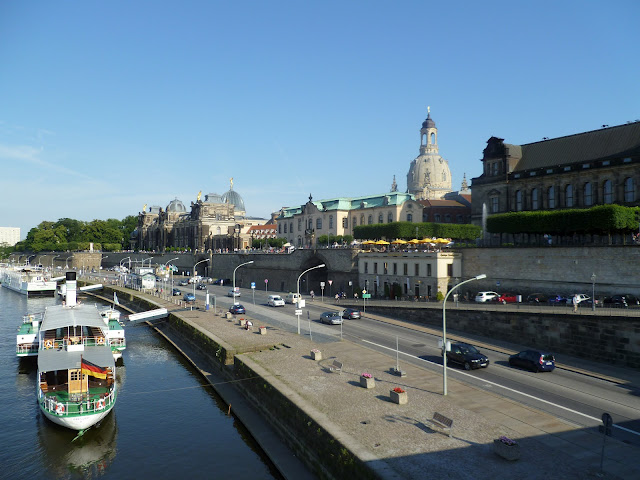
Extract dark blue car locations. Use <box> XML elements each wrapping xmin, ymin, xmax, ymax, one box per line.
<box><xmin>183</xmin><ymin>293</ymin><xmax>196</xmax><ymax>303</ymax></box>
<box><xmin>229</xmin><ymin>304</ymin><xmax>246</xmax><ymax>315</ymax></box>
<box><xmin>508</xmin><ymin>350</ymin><xmax>555</xmax><ymax>372</ymax></box>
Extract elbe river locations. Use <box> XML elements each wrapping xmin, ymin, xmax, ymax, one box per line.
<box><xmin>0</xmin><ymin>286</ymin><xmax>280</xmax><ymax>479</ymax></box>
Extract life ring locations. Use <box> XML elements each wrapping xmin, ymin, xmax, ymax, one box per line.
<box><xmin>56</xmin><ymin>403</ymin><xmax>65</xmax><ymax>414</ymax></box>
<box><xmin>97</xmin><ymin>337</ymin><xmax>105</xmax><ymax>345</ymax></box>
<box><xmin>95</xmin><ymin>399</ymin><xmax>106</xmax><ymax>410</ymax></box>
<box><xmin>44</xmin><ymin>339</ymin><xmax>53</xmax><ymax>349</ymax></box>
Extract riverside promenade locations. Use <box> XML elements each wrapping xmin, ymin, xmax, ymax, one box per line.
<box><xmin>106</xmin><ymin>287</ymin><xmax>639</xmax><ymax>480</ymax></box>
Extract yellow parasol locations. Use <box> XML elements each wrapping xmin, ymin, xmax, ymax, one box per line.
<box><xmin>375</xmin><ymin>240</ymin><xmax>390</xmax><ymax>245</ymax></box>
<box><xmin>391</xmin><ymin>239</ymin><xmax>408</xmax><ymax>244</ymax></box>
<box><xmin>362</xmin><ymin>240</ymin><xmax>375</xmax><ymax>245</ymax></box>
<box><xmin>408</xmin><ymin>239</ymin><xmax>420</xmax><ymax>244</ymax></box>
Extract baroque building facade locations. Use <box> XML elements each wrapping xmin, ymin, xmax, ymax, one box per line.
<box><xmin>132</xmin><ymin>180</ymin><xmax>267</xmax><ymax>252</ymax></box>
<box><xmin>470</xmin><ymin>121</ymin><xmax>640</xmax><ymax>225</ymax></box>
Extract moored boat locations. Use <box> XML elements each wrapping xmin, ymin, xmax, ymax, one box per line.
<box><xmin>99</xmin><ymin>293</ymin><xmax>126</xmax><ymax>360</ymax></box>
<box><xmin>2</xmin><ymin>265</ymin><xmax>57</xmax><ymax>296</ymax></box>
<box><xmin>37</xmin><ymin>272</ymin><xmax>117</xmax><ymax>431</ymax></box>
<box><xmin>16</xmin><ymin>311</ymin><xmax>44</xmax><ymax>357</ymax></box>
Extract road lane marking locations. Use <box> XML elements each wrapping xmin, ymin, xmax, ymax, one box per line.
<box><xmin>361</xmin><ymin>339</ymin><xmax>640</xmax><ymax>437</ymax></box>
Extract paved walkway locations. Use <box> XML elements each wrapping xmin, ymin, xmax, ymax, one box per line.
<box><xmin>122</xmin><ymin>289</ymin><xmax>639</xmax><ymax>480</ymax></box>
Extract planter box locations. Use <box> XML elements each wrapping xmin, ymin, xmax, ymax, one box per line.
<box><xmin>259</xmin><ymin>326</ymin><xmax>267</xmax><ymax>335</ymax></box>
<box><xmin>360</xmin><ymin>376</ymin><xmax>375</xmax><ymax>389</ymax></box>
<box><xmin>493</xmin><ymin>439</ymin><xmax>520</xmax><ymax>461</ymax></box>
<box><xmin>311</xmin><ymin>350</ymin><xmax>322</xmax><ymax>361</ymax></box>
<box><xmin>390</xmin><ymin>390</ymin><xmax>407</xmax><ymax>404</ymax></box>
<box><xmin>239</xmin><ymin>319</ymin><xmax>246</xmax><ymax>327</ymax></box>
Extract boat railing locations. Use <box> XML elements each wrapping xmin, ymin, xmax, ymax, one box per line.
<box><xmin>16</xmin><ymin>344</ymin><xmax>39</xmax><ymax>355</ymax></box>
<box><xmin>41</xmin><ymin>334</ymin><xmax>110</xmax><ymax>351</ymax></box>
<box><xmin>22</xmin><ymin>311</ymin><xmax>45</xmax><ymax>324</ymax></box>
<box><xmin>40</xmin><ymin>387</ymin><xmax>116</xmax><ymax>417</ymax></box>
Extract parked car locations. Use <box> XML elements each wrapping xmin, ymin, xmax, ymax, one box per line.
<box><xmin>508</xmin><ymin>350</ymin><xmax>555</xmax><ymax>372</ymax></box>
<box><xmin>603</xmin><ymin>294</ymin><xmax>640</xmax><ymax>308</ymax></box>
<box><xmin>526</xmin><ymin>293</ymin><xmax>549</xmax><ymax>303</ymax></box>
<box><xmin>172</xmin><ymin>288</ymin><xmax>181</xmax><ymax>296</ymax></box>
<box><xmin>497</xmin><ymin>293</ymin><xmax>520</xmax><ymax>304</ymax></box>
<box><xmin>196</xmin><ymin>283</ymin><xmax>207</xmax><ymax>290</ymax></box>
<box><xmin>228</xmin><ymin>289</ymin><xmax>241</xmax><ymax>297</ymax></box>
<box><xmin>319</xmin><ymin>311</ymin><xmax>343</xmax><ymax>325</ymax></box>
<box><xmin>268</xmin><ymin>295</ymin><xmax>285</xmax><ymax>307</ymax></box>
<box><xmin>178</xmin><ymin>280</ymin><xmax>188</xmax><ymax>286</ymax></box>
<box><xmin>567</xmin><ymin>293</ymin><xmax>596</xmax><ymax>305</ymax></box>
<box><xmin>183</xmin><ymin>293</ymin><xmax>196</xmax><ymax>303</ymax></box>
<box><xmin>444</xmin><ymin>343</ymin><xmax>490</xmax><ymax>370</ymax></box>
<box><xmin>229</xmin><ymin>304</ymin><xmax>246</xmax><ymax>315</ymax></box>
<box><xmin>213</xmin><ymin>278</ymin><xmax>231</xmax><ymax>285</ymax></box>
<box><xmin>474</xmin><ymin>291</ymin><xmax>499</xmax><ymax>303</ymax></box>
<box><xmin>340</xmin><ymin>308</ymin><xmax>361</xmax><ymax>319</ymax></box>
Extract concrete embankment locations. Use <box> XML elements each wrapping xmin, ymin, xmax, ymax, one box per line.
<box><xmin>88</xmin><ymin>285</ymin><xmax>639</xmax><ymax>480</ymax></box>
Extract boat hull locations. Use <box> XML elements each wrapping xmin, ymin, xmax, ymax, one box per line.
<box><xmin>40</xmin><ymin>401</ymin><xmax>115</xmax><ymax>431</ymax></box>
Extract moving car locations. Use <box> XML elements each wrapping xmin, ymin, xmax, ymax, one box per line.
<box><xmin>508</xmin><ymin>350</ymin><xmax>555</xmax><ymax>372</ymax></box>
<box><xmin>285</xmin><ymin>293</ymin><xmax>302</xmax><ymax>304</ymax></box>
<box><xmin>178</xmin><ymin>280</ymin><xmax>189</xmax><ymax>286</ymax></box>
<box><xmin>172</xmin><ymin>288</ymin><xmax>181</xmax><ymax>296</ymax></box>
<box><xmin>213</xmin><ymin>278</ymin><xmax>231</xmax><ymax>285</ymax></box>
<box><xmin>474</xmin><ymin>291</ymin><xmax>499</xmax><ymax>303</ymax></box>
<box><xmin>183</xmin><ymin>293</ymin><xmax>196</xmax><ymax>303</ymax></box>
<box><xmin>319</xmin><ymin>311</ymin><xmax>343</xmax><ymax>325</ymax></box>
<box><xmin>497</xmin><ymin>293</ymin><xmax>519</xmax><ymax>304</ymax></box>
<box><xmin>196</xmin><ymin>284</ymin><xmax>207</xmax><ymax>290</ymax></box>
<box><xmin>526</xmin><ymin>293</ymin><xmax>549</xmax><ymax>303</ymax></box>
<box><xmin>340</xmin><ymin>308</ymin><xmax>361</xmax><ymax>319</ymax></box>
<box><xmin>229</xmin><ymin>304</ymin><xmax>246</xmax><ymax>315</ymax></box>
<box><xmin>548</xmin><ymin>294</ymin><xmax>569</xmax><ymax>305</ymax></box>
<box><xmin>228</xmin><ymin>289</ymin><xmax>241</xmax><ymax>297</ymax></box>
<box><xmin>268</xmin><ymin>295</ymin><xmax>285</xmax><ymax>307</ymax></box>
<box><xmin>444</xmin><ymin>343</ymin><xmax>489</xmax><ymax>370</ymax></box>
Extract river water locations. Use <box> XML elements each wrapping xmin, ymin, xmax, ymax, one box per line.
<box><xmin>0</xmin><ymin>287</ymin><xmax>280</xmax><ymax>479</ymax></box>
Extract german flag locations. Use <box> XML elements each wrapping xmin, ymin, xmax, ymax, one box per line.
<box><xmin>81</xmin><ymin>359</ymin><xmax>107</xmax><ymax>379</ymax></box>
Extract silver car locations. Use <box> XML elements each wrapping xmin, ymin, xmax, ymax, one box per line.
<box><xmin>320</xmin><ymin>311</ymin><xmax>343</xmax><ymax>325</ymax></box>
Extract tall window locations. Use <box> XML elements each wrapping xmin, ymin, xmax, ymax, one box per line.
<box><xmin>548</xmin><ymin>186</ymin><xmax>555</xmax><ymax>209</ymax></box>
<box><xmin>298</xmin><ymin>218</ymin><xmax>302</xmax><ymax>231</ymax></box>
<box><xmin>445</xmin><ymin>214</ymin><xmax>451</xmax><ymax>222</ymax></box>
<box><xmin>490</xmin><ymin>196</ymin><xmax>499</xmax><ymax>213</ymax></box>
<box><xmin>403</xmin><ymin>263</ymin><xmax>408</xmax><ymax>275</ymax></box>
<box><xmin>387</xmin><ymin>212</ymin><xmax>393</xmax><ymax>223</ymax></box>
<box><xmin>531</xmin><ymin>188</ymin><xmax>539</xmax><ymax>210</ymax></box>
<box><xmin>378</xmin><ymin>214</ymin><xmax>383</xmax><ymax>223</ymax></box>
<box><xmin>373</xmin><ymin>263</ymin><xmax>378</xmax><ymax>274</ymax></box>
<box><xmin>414</xmin><ymin>264</ymin><xmax>419</xmax><ymax>276</ymax></box>
<box><xmin>584</xmin><ymin>182</ymin><xmax>593</xmax><ymax>206</ymax></box>
<box><xmin>316</xmin><ymin>218</ymin><xmax>322</xmax><ymax>229</ymax></box>
<box><xmin>407</xmin><ymin>213</ymin><xmax>413</xmax><ymax>222</ymax></box>
<box><xmin>342</xmin><ymin>217</ymin><xmax>348</xmax><ymax>228</ymax></box>
<box><xmin>329</xmin><ymin>215</ymin><xmax>333</xmax><ymax>228</ymax></box>
<box><xmin>360</xmin><ymin>214</ymin><xmax>365</xmax><ymax>225</ymax></box>
<box><xmin>284</xmin><ymin>224</ymin><xmax>287</xmax><ymax>233</ymax></box>
<box><xmin>624</xmin><ymin>177</ymin><xmax>635</xmax><ymax>202</ymax></box>
<box><xmin>515</xmin><ymin>190</ymin><xmax>522</xmax><ymax>211</ymax></box>
<box><xmin>393</xmin><ymin>263</ymin><xmax>397</xmax><ymax>275</ymax></box>
<box><xmin>603</xmin><ymin>180</ymin><xmax>613</xmax><ymax>204</ymax></box>
<box><xmin>289</xmin><ymin>222</ymin><xmax>293</xmax><ymax>234</ymax></box>
<box><xmin>434</xmin><ymin>214</ymin><xmax>441</xmax><ymax>222</ymax></box>
<box><xmin>353</xmin><ymin>216</ymin><xmax>357</xmax><ymax>227</ymax></box>
<box><xmin>368</xmin><ymin>215</ymin><xmax>373</xmax><ymax>224</ymax></box>
<box><xmin>364</xmin><ymin>262</ymin><xmax>368</xmax><ymax>274</ymax></box>
<box><xmin>427</xmin><ymin>264</ymin><xmax>432</xmax><ymax>276</ymax></box>
<box><xmin>565</xmin><ymin>184</ymin><xmax>573</xmax><ymax>207</ymax></box>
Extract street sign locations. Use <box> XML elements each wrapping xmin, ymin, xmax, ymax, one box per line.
<box><xmin>251</xmin><ymin>282</ymin><xmax>256</xmax><ymax>289</ymax></box>
<box><xmin>362</xmin><ymin>293</ymin><xmax>371</xmax><ymax>299</ymax></box>
<box><xmin>600</xmin><ymin>412</ymin><xmax>613</xmax><ymax>436</ymax></box>
<box><xmin>328</xmin><ymin>280</ymin><xmax>333</xmax><ymax>286</ymax></box>
<box><xmin>295</xmin><ymin>309</ymin><xmax>302</xmax><ymax>315</ymax></box>
<box><xmin>320</xmin><ymin>282</ymin><xmax>325</xmax><ymax>287</ymax></box>
<box><xmin>298</xmin><ymin>299</ymin><xmax>305</xmax><ymax>308</ymax></box>
<box><xmin>362</xmin><ymin>289</ymin><xmax>367</xmax><ymax>294</ymax></box>
<box><xmin>264</xmin><ymin>279</ymin><xmax>268</xmax><ymax>283</ymax></box>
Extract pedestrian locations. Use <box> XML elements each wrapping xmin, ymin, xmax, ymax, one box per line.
<box><xmin>310</xmin><ymin>290</ymin><xmax>315</xmax><ymax>301</ymax></box>
<box><xmin>572</xmin><ymin>295</ymin><xmax>578</xmax><ymax>313</ymax></box>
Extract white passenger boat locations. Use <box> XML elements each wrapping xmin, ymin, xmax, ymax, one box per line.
<box><xmin>2</xmin><ymin>265</ymin><xmax>57</xmax><ymax>296</ymax></box>
<box><xmin>37</xmin><ymin>272</ymin><xmax>116</xmax><ymax>431</ymax></box>
<box><xmin>99</xmin><ymin>293</ymin><xmax>126</xmax><ymax>360</ymax></box>
<box><xmin>16</xmin><ymin>311</ymin><xmax>44</xmax><ymax>357</ymax></box>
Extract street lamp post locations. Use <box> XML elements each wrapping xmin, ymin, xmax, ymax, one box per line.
<box><xmin>65</xmin><ymin>255</ymin><xmax>74</xmax><ymax>270</ymax></box>
<box><xmin>164</xmin><ymin>257</ymin><xmax>179</xmax><ymax>299</ymax></box>
<box><xmin>51</xmin><ymin>255</ymin><xmax>60</xmax><ymax>274</ymax></box>
<box><xmin>297</xmin><ymin>263</ymin><xmax>325</xmax><ymax>334</ymax></box>
<box><xmin>442</xmin><ymin>274</ymin><xmax>486</xmax><ymax>396</ymax></box>
<box><xmin>232</xmin><ymin>260</ymin><xmax>254</xmax><ymax>305</ymax></box>
<box><xmin>591</xmin><ymin>273</ymin><xmax>596</xmax><ymax>312</ymax></box>
<box><xmin>193</xmin><ymin>258</ymin><xmax>210</xmax><ymax>309</ymax></box>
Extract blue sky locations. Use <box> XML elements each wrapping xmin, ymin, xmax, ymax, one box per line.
<box><xmin>1</xmin><ymin>1</ymin><xmax>639</xmax><ymax>239</ymax></box>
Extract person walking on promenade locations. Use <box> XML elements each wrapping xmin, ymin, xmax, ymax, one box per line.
<box><xmin>572</xmin><ymin>295</ymin><xmax>578</xmax><ymax>313</ymax></box>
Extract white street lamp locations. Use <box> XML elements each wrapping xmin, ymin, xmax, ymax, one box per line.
<box><xmin>297</xmin><ymin>263</ymin><xmax>325</xmax><ymax>334</ymax></box>
<box><xmin>193</xmin><ymin>258</ymin><xmax>210</xmax><ymax>309</ymax></box>
<box><xmin>442</xmin><ymin>274</ymin><xmax>486</xmax><ymax>396</ymax></box>
<box><xmin>232</xmin><ymin>260</ymin><xmax>254</xmax><ymax>305</ymax></box>
<box><xmin>51</xmin><ymin>255</ymin><xmax>60</xmax><ymax>273</ymax></box>
<box><xmin>65</xmin><ymin>255</ymin><xmax>74</xmax><ymax>270</ymax></box>
<box><xmin>591</xmin><ymin>273</ymin><xmax>596</xmax><ymax>312</ymax></box>
<box><xmin>164</xmin><ymin>257</ymin><xmax>179</xmax><ymax>298</ymax></box>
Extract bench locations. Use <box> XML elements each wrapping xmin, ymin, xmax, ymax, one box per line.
<box><xmin>328</xmin><ymin>360</ymin><xmax>343</xmax><ymax>374</ymax></box>
<box><xmin>430</xmin><ymin>412</ymin><xmax>453</xmax><ymax>436</ymax></box>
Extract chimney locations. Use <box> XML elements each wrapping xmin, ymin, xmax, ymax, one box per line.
<box><xmin>65</xmin><ymin>271</ymin><xmax>77</xmax><ymax>307</ymax></box>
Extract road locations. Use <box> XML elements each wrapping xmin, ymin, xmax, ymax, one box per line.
<box><xmin>88</xmin><ymin>272</ymin><xmax>640</xmax><ymax>448</ymax></box>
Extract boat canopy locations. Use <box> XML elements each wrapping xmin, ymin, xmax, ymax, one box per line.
<box><xmin>41</xmin><ymin>304</ymin><xmax>107</xmax><ymax>331</ymax></box>
<box><xmin>38</xmin><ymin>346</ymin><xmax>114</xmax><ymax>372</ymax></box>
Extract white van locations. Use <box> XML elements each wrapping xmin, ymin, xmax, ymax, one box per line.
<box><xmin>268</xmin><ymin>295</ymin><xmax>285</xmax><ymax>307</ymax></box>
<box><xmin>285</xmin><ymin>293</ymin><xmax>301</xmax><ymax>304</ymax></box>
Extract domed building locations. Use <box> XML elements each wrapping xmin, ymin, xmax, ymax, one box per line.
<box><xmin>132</xmin><ymin>179</ymin><xmax>267</xmax><ymax>252</ymax></box>
<box><xmin>407</xmin><ymin>108</ymin><xmax>453</xmax><ymax>200</ymax></box>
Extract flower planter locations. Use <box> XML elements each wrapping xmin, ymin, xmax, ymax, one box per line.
<box><xmin>360</xmin><ymin>376</ymin><xmax>375</xmax><ymax>389</ymax></box>
<box><xmin>310</xmin><ymin>350</ymin><xmax>322</xmax><ymax>361</ymax></box>
<box><xmin>493</xmin><ymin>439</ymin><xmax>520</xmax><ymax>461</ymax></box>
<box><xmin>259</xmin><ymin>326</ymin><xmax>267</xmax><ymax>335</ymax></box>
<box><xmin>390</xmin><ymin>389</ymin><xmax>407</xmax><ymax>404</ymax></box>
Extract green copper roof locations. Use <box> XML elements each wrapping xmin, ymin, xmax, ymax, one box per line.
<box><xmin>277</xmin><ymin>192</ymin><xmax>415</xmax><ymax>219</ymax></box>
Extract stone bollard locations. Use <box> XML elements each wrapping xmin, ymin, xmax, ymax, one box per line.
<box><xmin>259</xmin><ymin>326</ymin><xmax>267</xmax><ymax>335</ymax></box>
<box><xmin>239</xmin><ymin>319</ymin><xmax>246</xmax><ymax>327</ymax></box>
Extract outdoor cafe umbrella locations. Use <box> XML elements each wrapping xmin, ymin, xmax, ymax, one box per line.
<box><xmin>408</xmin><ymin>239</ymin><xmax>420</xmax><ymax>244</ymax></box>
<box><xmin>375</xmin><ymin>240</ymin><xmax>390</xmax><ymax>245</ymax></box>
<box><xmin>362</xmin><ymin>240</ymin><xmax>375</xmax><ymax>245</ymax></box>
<box><xmin>391</xmin><ymin>239</ymin><xmax>408</xmax><ymax>244</ymax></box>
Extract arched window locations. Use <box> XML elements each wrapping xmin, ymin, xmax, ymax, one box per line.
<box><xmin>378</xmin><ymin>214</ymin><xmax>383</xmax><ymax>223</ymax></box>
<box><xmin>565</xmin><ymin>184</ymin><xmax>573</xmax><ymax>207</ymax></box>
<box><xmin>407</xmin><ymin>213</ymin><xmax>413</xmax><ymax>222</ymax></box>
<box><xmin>445</xmin><ymin>214</ymin><xmax>451</xmax><ymax>222</ymax></box>
<box><xmin>387</xmin><ymin>212</ymin><xmax>393</xmax><ymax>223</ymax></box>
<box><xmin>329</xmin><ymin>215</ymin><xmax>333</xmax><ymax>228</ymax></box>
<box><xmin>603</xmin><ymin>180</ymin><xmax>613</xmax><ymax>204</ymax></box>
<box><xmin>584</xmin><ymin>183</ymin><xmax>593</xmax><ymax>206</ymax></box>
<box><xmin>360</xmin><ymin>214</ymin><xmax>365</xmax><ymax>225</ymax></box>
<box><xmin>434</xmin><ymin>214</ymin><xmax>441</xmax><ymax>222</ymax></box>
<box><xmin>515</xmin><ymin>190</ymin><xmax>522</xmax><ymax>211</ymax></box>
<box><xmin>216</xmin><ymin>226</ymin><xmax>221</xmax><ymax>235</ymax></box>
<box><xmin>430</xmin><ymin>132</ymin><xmax>435</xmax><ymax>144</ymax></box>
<box><xmin>490</xmin><ymin>196</ymin><xmax>499</xmax><ymax>213</ymax></box>
<box><xmin>278</xmin><ymin>224</ymin><xmax>282</xmax><ymax>233</ymax></box>
<box><xmin>353</xmin><ymin>216</ymin><xmax>357</xmax><ymax>227</ymax></box>
<box><xmin>531</xmin><ymin>188</ymin><xmax>539</xmax><ymax>210</ymax></box>
<box><xmin>548</xmin><ymin>186</ymin><xmax>555</xmax><ymax>209</ymax></box>
<box><xmin>368</xmin><ymin>215</ymin><xmax>373</xmax><ymax>224</ymax></box>
<box><xmin>316</xmin><ymin>218</ymin><xmax>322</xmax><ymax>229</ymax></box>
<box><xmin>308</xmin><ymin>218</ymin><xmax>313</xmax><ymax>230</ymax></box>
<box><xmin>624</xmin><ymin>177</ymin><xmax>635</xmax><ymax>202</ymax></box>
